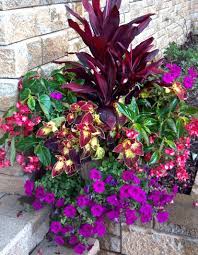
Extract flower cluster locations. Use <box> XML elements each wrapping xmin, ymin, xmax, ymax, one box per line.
<box><xmin>16</xmin><ymin>154</ymin><xmax>40</xmax><ymax>173</ymax></box>
<box><xmin>25</xmin><ymin>167</ymin><xmax>177</xmax><ymax>254</ymax></box>
<box><xmin>0</xmin><ymin>148</ymin><xmax>10</xmax><ymax>169</ymax></box>
<box><xmin>183</xmin><ymin>67</ymin><xmax>197</xmax><ymax>89</ymax></box>
<box><xmin>0</xmin><ymin>102</ymin><xmax>41</xmax><ymax>137</ymax></box>
<box><xmin>162</xmin><ymin>64</ymin><xmax>181</xmax><ymax>84</ymax></box>
<box><xmin>150</xmin><ymin>137</ymin><xmax>191</xmax><ymax>182</ymax></box>
<box><xmin>185</xmin><ymin>118</ymin><xmax>198</xmax><ymax>137</ymax></box>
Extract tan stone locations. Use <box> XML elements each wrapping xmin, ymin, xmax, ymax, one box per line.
<box><xmin>122</xmin><ymin>227</ymin><xmax>198</xmax><ymax>255</ymax></box>
<box><xmin>42</xmin><ymin>30</ymin><xmax>69</xmax><ymax>63</ymax></box>
<box><xmin>0</xmin><ymin>38</ymin><xmax>42</xmax><ymax>78</ymax></box>
<box><xmin>98</xmin><ymin>251</ymin><xmax>118</xmax><ymax>255</ymax></box>
<box><xmin>100</xmin><ymin>234</ymin><xmax>121</xmax><ymax>253</ymax></box>
<box><xmin>0</xmin><ymin>174</ymin><xmax>26</xmax><ymax>194</ymax></box>
<box><xmin>0</xmin><ymin>79</ymin><xmax>18</xmax><ymax>111</ymax></box>
<box><xmin>0</xmin><ymin>5</ymin><xmax>67</xmax><ymax>45</ymax></box>
<box><xmin>154</xmin><ymin>194</ymin><xmax>198</xmax><ymax>239</ymax></box>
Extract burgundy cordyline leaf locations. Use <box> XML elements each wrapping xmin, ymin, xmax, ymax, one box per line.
<box><xmin>99</xmin><ymin>107</ymin><xmax>117</xmax><ymax>130</ymax></box>
<box><xmin>62</xmin><ymin>82</ymin><xmax>97</xmax><ymax>94</ymax></box>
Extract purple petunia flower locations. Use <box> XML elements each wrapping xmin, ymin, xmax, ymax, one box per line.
<box><xmin>44</xmin><ymin>192</ymin><xmax>55</xmax><ymax>204</ymax></box>
<box><xmin>106</xmin><ymin>194</ymin><xmax>119</xmax><ymax>206</ymax></box>
<box><xmin>91</xmin><ymin>204</ymin><xmax>105</xmax><ymax>217</ymax></box>
<box><xmin>125</xmin><ymin>209</ymin><xmax>138</xmax><ymax>225</ymax></box>
<box><xmin>50</xmin><ymin>221</ymin><xmax>62</xmax><ymax>234</ymax></box>
<box><xmin>79</xmin><ymin>224</ymin><xmax>93</xmax><ymax>238</ymax></box>
<box><xmin>24</xmin><ymin>180</ymin><xmax>34</xmax><ymax>196</ymax></box>
<box><xmin>163</xmin><ymin>64</ymin><xmax>181</xmax><ymax>84</ymax></box>
<box><xmin>94</xmin><ymin>220</ymin><xmax>106</xmax><ymax>237</ymax></box>
<box><xmin>106</xmin><ymin>210</ymin><xmax>120</xmax><ymax>221</ymax></box>
<box><xmin>183</xmin><ymin>76</ymin><xmax>194</xmax><ymax>89</ymax></box>
<box><xmin>32</xmin><ymin>200</ymin><xmax>43</xmax><ymax>211</ymax></box>
<box><xmin>128</xmin><ymin>186</ymin><xmax>147</xmax><ymax>203</ymax></box>
<box><xmin>93</xmin><ymin>181</ymin><xmax>105</xmax><ymax>193</ymax></box>
<box><xmin>35</xmin><ymin>186</ymin><xmax>45</xmax><ymax>199</ymax></box>
<box><xmin>69</xmin><ymin>235</ymin><xmax>78</xmax><ymax>245</ymax></box>
<box><xmin>61</xmin><ymin>224</ymin><xmax>73</xmax><ymax>234</ymax></box>
<box><xmin>89</xmin><ymin>168</ymin><xmax>102</xmax><ymax>180</ymax></box>
<box><xmin>77</xmin><ymin>195</ymin><xmax>90</xmax><ymax>208</ymax></box>
<box><xmin>156</xmin><ymin>211</ymin><xmax>169</xmax><ymax>223</ymax></box>
<box><xmin>74</xmin><ymin>243</ymin><xmax>86</xmax><ymax>255</ymax></box>
<box><xmin>54</xmin><ymin>235</ymin><xmax>64</xmax><ymax>246</ymax></box>
<box><xmin>64</xmin><ymin>205</ymin><xmax>76</xmax><ymax>218</ymax></box>
<box><xmin>50</xmin><ymin>91</ymin><xmax>63</xmax><ymax>100</ymax></box>
<box><xmin>139</xmin><ymin>204</ymin><xmax>153</xmax><ymax>223</ymax></box>
<box><xmin>55</xmin><ymin>198</ymin><xmax>65</xmax><ymax>208</ymax></box>
<box><xmin>188</xmin><ymin>67</ymin><xmax>197</xmax><ymax>78</ymax></box>
<box><xmin>119</xmin><ymin>184</ymin><xmax>131</xmax><ymax>199</ymax></box>
<box><xmin>122</xmin><ymin>170</ymin><xmax>140</xmax><ymax>184</ymax></box>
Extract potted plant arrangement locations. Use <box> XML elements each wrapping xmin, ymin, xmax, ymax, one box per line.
<box><xmin>0</xmin><ymin>0</ymin><xmax>197</xmax><ymax>254</ymax></box>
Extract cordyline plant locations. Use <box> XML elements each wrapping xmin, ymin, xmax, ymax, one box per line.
<box><xmin>60</xmin><ymin>0</ymin><xmax>162</xmax><ymax>129</ymax></box>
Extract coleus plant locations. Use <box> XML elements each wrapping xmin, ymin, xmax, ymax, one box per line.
<box><xmin>60</xmin><ymin>0</ymin><xmax>163</xmax><ymax>129</ymax></box>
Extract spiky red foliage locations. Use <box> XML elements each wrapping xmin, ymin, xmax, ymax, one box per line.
<box><xmin>62</xmin><ymin>0</ymin><xmax>162</xmax><ymax>128</ymax></box>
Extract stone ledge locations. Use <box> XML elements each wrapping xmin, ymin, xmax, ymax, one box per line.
<box><xmin>0</xmin><ymin>195</ymin><xmax>50</xmax><ymax>255</ymax></box>
<box><xmin>0</xmin><ymin>174</ymin><xmax>26</xmax><ymax>195</ymax></box>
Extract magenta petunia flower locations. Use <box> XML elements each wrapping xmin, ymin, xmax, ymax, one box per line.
<box><xmin>54</xmin><ymin>235</ymin><xmax>64</xmax><ymax>246</ymax></box>
<box><xmin>50</xmin><ymin>221</ymin><xmax>62</xmax><ymax>234</ymax></box>
<box><xmin>32</xmin><ymin>200</ymin><xmax>43</xmax><ymax>211</ymax></box>
<box><xmin>89</xmin><ymin>168</ymin><xmax>102</xmax><ymax>180</ymax></box>
<box><xmin>106</xmin><ymin>194</ymin><xmax>119</xmax><ymax>206</ymax></box>
<box><xmin>55</xmin><ymin>198</ymin><xmax>65</xmax><ymax>208</ymax></box>
<box><xmin>50</xmin><ymin>91</ymin><xmax>63</xmax><ymax>100</ymax></box>
<box><xmin>79</xmin><ymin>224</ymin><xmax>93</xmax><ymax>238</ymax></box>
<box><xmin>183</xmin><ymin>76</ymin><xmax>194</xmax><ymax>89</ymax></box>
<box><xmin>69</xmin><ymin>235</ymin><xmax>78</xmax><ymax>245</ymax></box>
<box><xmin>77</xmin><ymin>195</ymin><xmax>90</xmax><ymax>208</ymax></box>
<box><xmin>74</xmin><ymin>243</ymin><xmax>86</xmax><ymax>255</ymax></box>
<box><xmin>156</xmin><ymin>211</ymin><xmax>169</xmax><ymax>223</ymax></box>
<box><xmin>94</xmin><ymin>220</ymin><xmax>106</xmax><ymax>237</ymax></box>
<box><xmin>91</xmin><ymin>204</ymin><xmax>105</xmax><ymax>217</ymax></box>
<box><xmin>106</xmin><ymin>210</ymin><xmax>120</xmax><ymax>221</ymax></box>
<box><xmin>125</xmin><ymin>209</ymin><xmax>138</xmax><ymax>225</ymax></box>
<box><xmin>64</xmin><ymin>205</ymin><xmax>76</xmax><ymax>218</ymax></box>
<box><xmin>24</xmin><ymin>180</ymin><xmax>34</xmax><ymax>196</ymax></box>
<box><xmin>119</xmin><ymin>184</ymin><xmax>131</xmax><ymax>199</ymax></box>
<box><xmin>44</xmin><ymin>192</ymin><xmax>55</xmax><ymax>204</ymax></box>
<box><xmin>93</xmin><ymin>181</ymin><xmax>105</xmax><ymax>193</ymax></box>
<box><xmin>139</xmin><ymin>204</ymin><xmax>153</xmax><ymax>223</ymax></box>
<box><xmin>35</xmin><ymin>186</ymin><xmax>45</xmax><ymax>199</ymax></box>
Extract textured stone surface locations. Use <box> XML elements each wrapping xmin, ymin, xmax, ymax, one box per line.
<box><xmin>0</xmin><ymin>164</ymin><xmax>23</xmax><ymax>177</ymax></box>
<box><xmin>0</xmin><ymin>195</ymin><xmax>50</xmax><ymax>255</ymax></box>
<box><xmin>122</xmin><ymin>227</ymin><xmax>198</xmax><ymax>255</ymax></box>
<box><xmin>0</xmin><ymin>174</ymin><xmax>26</xmax><ymax>194</ymax></box>
<box><xmin>42</xmin><ymin>30</ymin><xmax>69</xmax><ymax>63</ymax></box>
<box><xmin>98</xmin><ymin>251</ymin><xmax>118</xmax><ymax>255</ymax></box>
<box><xmin>0</xmin><ymin>79</ymin><xmax>18</xmax><ymax>111</ymax></box>
<box><xmin>100</xmin><ymin>234</ymin><xmax>121</xmax><ymax>253</ymax></box>
<box><xmin>31</xmin><ymin>238</ymin><xmax>100</xmax><ymax>255</ymax></box>
<box><xmin>154</xmin><ymin>194</ymin><xmax>198</xmax><ymax>239</ymax></box>
<box><xmin>106</xmin><ymin>221</ymin><xmax>121</xmax><ymax>237</ymax></box>
<box><xmin>0</xmin><ymin>5</ymin><xmax>67</xmax><ymax>45</ymax></box>
<box><xmin>192</xmin><ymin>174</ymin><xmax>198</xmax><ymax>195</ymax></box>
<box><xmin>0</xmin><ymin>38</ymin><xmax>42</xmax><ymax>78</ymax></box>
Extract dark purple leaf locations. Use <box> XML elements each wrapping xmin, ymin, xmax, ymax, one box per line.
<box><xmin>99</xmin><ymin>106</ymin><xmax>117</xmax><ymax>129</ymax></box>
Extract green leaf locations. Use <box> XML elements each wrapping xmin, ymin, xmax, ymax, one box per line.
<box><xmin>20</xmin><ymin>88</ymin><xmax>31</xmax><ymax>101</ymax></box>
<box><xmin>117</xmin><ymin>103</ymin><xmax>135</xmax><ymax>122</ymax></box>
<box><xmin>27</xmin><ymin>96</ymin><xmax>36</xmax><ymax>111</ymax></box>
<box><xmin>51</xmin><ymin>117</ymin><xmax>66</xmax><ymax>127</ymax></box>
<box><xmin>149</xmin><ymin>151</ymin><xmax>160</xmax><ymax>165</ymax></box>
<box><xmin>141</xmin><ymin>128</ymin><xmax>150</xmax><ymax>145</ymax></box>
<box><xmin>34</xmin><ymin>145</ymin><xmax>51</xmax><ymax>166</ymax></box>
<box><xmin>165</xmin><ymin>139</ymin><xmax>176</xmax><ymax>149</ymax></box>
<box><xmin>23</xmin><ymin>71</ymin><xmax>38</xmax><ymax>80</ymax></box>
<box><xmin>0</xmin><ymin>133</ymin><xmax>9</xmax><ymax>145</ymax></box>
<box><xmin>176</xmin><ymin>118</ymin><xmax>184</xmax><ymax>138</ymax></box>
<box><xmin>129</xmin><ymin>97</ymin><xmax>139</xmax><ymax>116</ymax></box>
<box><xmin>167</xmin><ymin>118</ymin><xmax>177</xmax><ymax>133</ymax></box>
<box><xmin>3</xmin><ymin>106</ymin><xmax>17</xmax><ymax>118</ymax></box>
<box><xmin>38</xmin><ymin>94</ymin><xmax>51</xmax><ymax>119</ymax></box>
<box><xmin>169</xmin><ymin>98</ymin><xmax>179</xmax><ymax>112</ymax></box>
<box><xmin>10</xmin><ymin>137</ymin><xmax>16</xmax><ymax>166</ymax></box>
<box><xmin>16</xmin><ymin>136</ymin><xmax>38</xmax><ymax>151</ymax></box>
<box><xmin>143</xmin><ymin>118</ymin><xmax>157</xmax><ymax>127</ymax></box>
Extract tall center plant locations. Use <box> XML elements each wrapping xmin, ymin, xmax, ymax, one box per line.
<box><xmin>63</xmin><ymin>0</ymin><xmax>162</xmax><ymax>129</ymax></box>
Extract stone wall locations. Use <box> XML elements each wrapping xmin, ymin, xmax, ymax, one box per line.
<box><xmin>99</xmin><ymin>194</ymin><xmax>198</xmax><ymax>255</ymax></box>
<box><xmin>0</xmin><ymin>0</ymin><xmax>197</xmax><ymax>114</ymax></box>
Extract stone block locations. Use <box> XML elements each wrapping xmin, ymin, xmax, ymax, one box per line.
<box><xmin>154</xmin><ymin>194</ymin><xmax>198</xmax><ymax>239</ymax></box>
<box><xmin>0</xmin><ymin>164</ymin><xmax>23</xmax><ymax>177</ymax></box>
<box><xmin>0</xmin><ymin>174</ymin><xmax>26</xmax><ymax>194</ymax></box>
<box><xmin>100</xmin><ymin>234</ymin><xmax>121</xmax><ymax>253</ymax></box>
<box><xmin>0</xmin><ymin>198</ymin><xmax>50</xmax><ymax>255</ymax></box>
<box><xmin>0</xmin><ymin>5</ymin><xmax>67</xmax><ymax>45</ymax></box>
<box><xmin>122</xmin><ymin>227</ymin><xmax>198</xmax><ymax>255</ymax></box>
<box><xmin>31</xmin><ymin>238</ymin><xmax>99</xmax><ymax>255</ymax></box>
<box><xmin>106</xmin><ymin>221</ymin><xmax>121</xmax><ymax>236</ymax></box>
<box><xmin>0</xmin><ymin>38</ymin><xmax>42</xmax><ymax>78</ymax></box>
<box><xmin>42</xmin><ymin>30</ymin><xmax>69</xmax><ymax>63</ymax></box>
<box><xmin>98</xmin><ymin>251</ymin><xmax>118</xmax><ymax>255</ymax></box>
<box><xmin>0</xmin><ymin>79</ymin><xmax>18</xmax><ymax>111</ymax></box>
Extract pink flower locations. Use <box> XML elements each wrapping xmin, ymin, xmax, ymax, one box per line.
<box><xmin>24</xmin><ymin>180</ymin><xmax>34</xmax><ymax>196</ymax></box>
<box><xmin>156</xmin><ymin>211</ymin><xmax>169</xmax><ymax>223</ymax></box>
<box><xmin>91</xmin><ymin>204</ymin><xmax>105</xmax><ymax>217</ymax></box>
<box><xmin>74</xmin><ymin>243</ymin><xmax>86</xmax><ymax>254</ymax></box>
<box><xmin>54</xmin><ymin>235</ymin><xmax>64</xmax><ymax>246</ymax></box>
<box><xmin>89</xmin><ymin>168</ymin><xmax>102</xmax><ymax>180</ymax></box>
<box><xmin>50</xmin><ymin>221</ymin><xmax>62</xmax><ymax>234</ymax></box>
<box><xmin>32</xmin><ymin>200</ymin><xmax>43</xmax><ymax>211</ymax></box>
<box><xmin>64</xmin><ymin>205</ymin><xmax>76</xmax><ymax>218</ymax></box>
